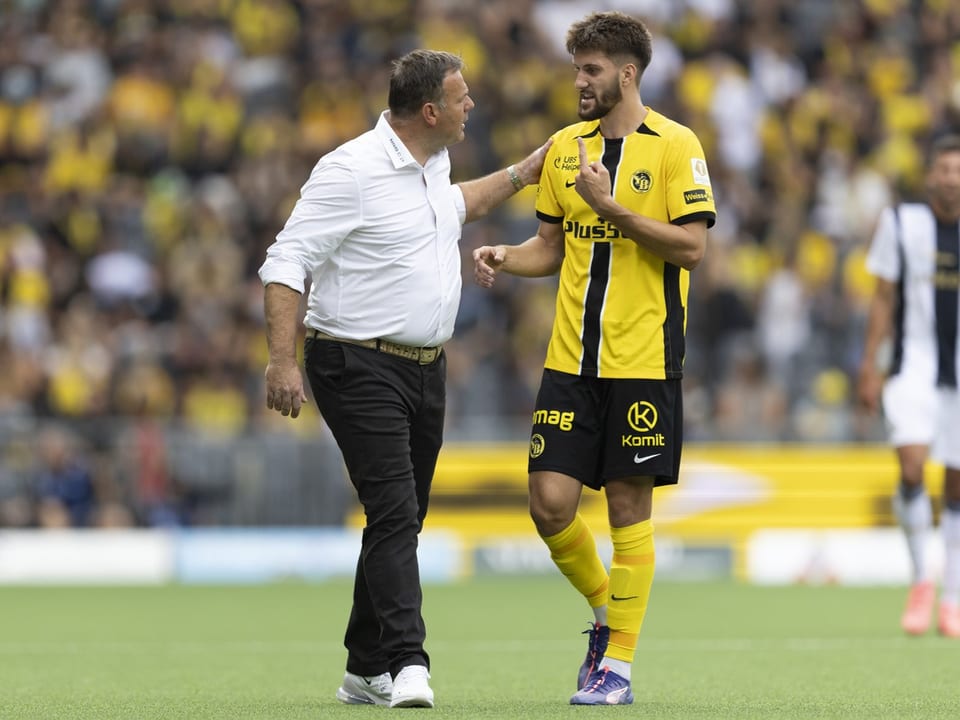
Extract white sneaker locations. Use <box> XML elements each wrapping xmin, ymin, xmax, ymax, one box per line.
<box><xmin>389</xmin><ymin>665</ymin><xmax>434</xmax><ymax>708</ymax></box>
<box><xmin>336</xmin><ymin>671</ymin><xmax>392</xmax><ymax>705</ymax></box>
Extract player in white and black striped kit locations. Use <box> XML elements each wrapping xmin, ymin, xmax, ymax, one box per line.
<box><xmin>858</xmin><ymin>134</ymin><xmax>960</xmax><ymax>638</ymax></box>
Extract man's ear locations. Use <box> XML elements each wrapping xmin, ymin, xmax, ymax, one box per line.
<box><xmin>422</xmin><ymin>102</ymin><xmax>440</xmax><ymax>127</ymax></box>
<box><xmin>621</xmin><ymin>63</ymin><xmax>637</xmax><ymax>86</ymax></box>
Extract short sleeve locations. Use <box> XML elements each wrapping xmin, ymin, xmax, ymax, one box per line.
<box><xmin>665</xmin><ymin>129</ymin><xmax>716</xmax><ymax>228</ymax></box>
<box><xmin>865</xmin><ymin>206</ymin><xmax>901</xmax><ymax>282</ymax></box>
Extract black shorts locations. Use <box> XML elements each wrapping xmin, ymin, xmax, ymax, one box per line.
<box><xmin>527</xmin><ymin>368</ymin><xmax>683</xmax><ymax>490</ymax></box>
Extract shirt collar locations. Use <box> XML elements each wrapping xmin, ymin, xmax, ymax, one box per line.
<box><xmin>376</xmin><ymin>111</ymin><xmax>419</xmax><ymax>169</ymax></box>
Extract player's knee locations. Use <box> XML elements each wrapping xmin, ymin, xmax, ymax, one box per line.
<box><xmin>529</xmin><ymin>499</ymin><xmax>574</xmax><ymax>537</ymax></box>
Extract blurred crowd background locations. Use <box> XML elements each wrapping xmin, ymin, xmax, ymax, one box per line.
<box><xmin>1</xmin><ymin>0</ymin><xmax>959</xmax><ymax>528</ymax></box>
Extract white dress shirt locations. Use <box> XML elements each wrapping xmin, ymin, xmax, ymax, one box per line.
<box><xmin>259</xmin><ymin>111</ymin><xmax>466</xmax><ymax>347</ymax></box>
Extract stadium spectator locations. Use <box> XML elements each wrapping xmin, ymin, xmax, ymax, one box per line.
<box><xmin>857</xmin><ymin>134</ymin><xmax>960</xmax><ymax>639</ymax></box>
<box><xmin>32</xmin><ymin>424</ymin><xmax>96</xmax><ymax>527</ymax></box>
<box><xmin>472</xmin><ymin>11</ymin><xmax>714</xmax><ymax>705</ymax></box>
<box><xmin>258</xmin><ymin>48</ymin><xmax>549</xmax><ymax>707</ymax></box>
<box><xmin>1</xmin><ymin>0</ymin><xmax>960</xmax><ymax>523</ymax></box>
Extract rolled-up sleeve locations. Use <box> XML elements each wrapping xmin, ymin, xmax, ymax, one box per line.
<box><xmin>258</xmin><ymin>160</ymin><xmax>361</xmax><ymax>292</ymax></box>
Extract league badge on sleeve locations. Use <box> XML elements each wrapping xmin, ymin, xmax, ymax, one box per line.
<box><xmin>691</xmin><ymin>158</ymin><xmax>711</xmax><ymax>186</ymax></box>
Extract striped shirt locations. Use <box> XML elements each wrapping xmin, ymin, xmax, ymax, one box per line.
<box><xmin>535</xmin><ymin>109</ymin><xmax>716</xmax><ymax>379</ymax></box>
<box><xmin>867</xmin><ymin>203</ymin><xmax>960</xmax><ymax>389</ymax></box>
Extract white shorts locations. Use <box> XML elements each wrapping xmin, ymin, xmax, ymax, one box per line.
<box><xmin>882</xmin><ymin>372</ymin><xmax>936</xmax><ymax>447</ymax></box>
<box><xmin>933</xmin><ymin>388</ymin><xmax>960</xmax><ymax>467</ymax></box>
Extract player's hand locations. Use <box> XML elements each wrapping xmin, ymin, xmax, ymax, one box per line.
<box><xmin>473</xmin><ymin>245</ymin><xmax>506</xmax><ymax>288</ymax></box>
<box><xmin>514</xmin><ymin>138</ymin><xmax>553</xmax><ymax>186</ymax></box>
<box><xmin>265</xmin><ymin>360</ymin><xmax>308</xmax><ymax>418</ymax></box>
<box><xmin>575</xmin><ymin>137</ymin><xmax>612</xmax><ymax>210</ymax></box>
<box><xmin>855</xmin><ymin>364</ymin><xmax>882</xmax><ymax>414</ymax></box>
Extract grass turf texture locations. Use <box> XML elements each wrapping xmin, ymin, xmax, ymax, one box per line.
<box><xmin>1</xmin><ymin>578</ymin><xmax>958</xmax><ymax>719</ymax></box>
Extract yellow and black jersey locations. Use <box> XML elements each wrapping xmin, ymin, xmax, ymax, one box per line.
<box><xmin>536</xmin><ymin>109</ymin><xmax>716</xmax><ymax>379</ymax></box>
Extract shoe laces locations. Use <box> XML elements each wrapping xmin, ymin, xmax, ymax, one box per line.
<box><xmin>582</xmin><ymin>623</ymin><xmax>600</xmax><ymax>653</ymax></box>
<box><xmin>584</xmin><ymin>667</ymin><xmax>610</xmax><ymax>693</ymax></box>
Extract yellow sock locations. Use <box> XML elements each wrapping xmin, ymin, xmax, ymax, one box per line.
<box><xmin>605</xmin><ymin>520</ymin><xmax>655</xmax><ymax>663</ymax></box>
<box><xmin>541</xmin><ymin>514</ymin><xmax>609</xmax><ymax>608</ymax></box>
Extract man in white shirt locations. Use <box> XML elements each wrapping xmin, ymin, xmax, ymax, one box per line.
<box><xmin>858</xmin><ymin>134</ymin><xmax>960</xmax><ymax>639</ymax></box>
<box><xmin>258</xmin><ymin>49</ymin><xmax>549</xmax><ymax>708</ymax></box>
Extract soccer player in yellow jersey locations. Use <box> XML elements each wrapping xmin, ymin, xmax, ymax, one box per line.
<box><xmin>473</xmin><ymin>11</ymin><xmax>716</xmax><ymax>705</ymax></box>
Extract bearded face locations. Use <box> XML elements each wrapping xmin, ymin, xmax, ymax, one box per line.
<box><xmin>577</xmin><ymin>73</ymin><xmax>624</xmax><ymax>121</ymax></box>
<box><xmin>927</xmin><ymin>151</ymin><xmax>960</xmax><ymax>221</ymax></box>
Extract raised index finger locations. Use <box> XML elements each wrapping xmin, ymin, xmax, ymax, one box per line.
<box><xmin>577</xmin><ymin>137</ymin><xmax>587</xmax><ymax>171</ymax></box>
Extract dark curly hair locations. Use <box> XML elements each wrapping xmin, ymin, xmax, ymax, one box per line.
<box><xmin>565</xmin><ymin>12</ymin><xmax>652</xmax><ymax>75</ymax></box>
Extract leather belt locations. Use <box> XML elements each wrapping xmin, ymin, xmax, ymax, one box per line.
<box><xmin>305</xmin><ymin>328</ymin><xmax>442</xmax><ymax>365</ymax></box>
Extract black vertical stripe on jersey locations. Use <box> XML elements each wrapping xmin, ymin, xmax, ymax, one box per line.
<box><xmin>581</xmin><ymin>242</ymin><xmax>611</xmax><ymax>376</ymax></box>
<box><xmin>889</xmin><ymin>206</ymin><xmax>905</xmax><ymax>376</ymax></box>
<box><xmin>600</xmin><ymin>137</ymin><xmax>622</xmax><ymax>189</ymax></box>
<box><xmin>935</xmin><ymin>220</ymin><xmax>959</xmax><ymax>388</ymax></box>
<box><xmin>889</xmin><ymin>250</ymin><xmax>906</xmax><ymax>377</ymax></box>
<box><xmin>662</xmin><ymin>262</ymin><xmax>684</xmax><ymax>378</ymax></box>
<box><xmin>580</xmin><ymin>139</ymin><xmax>624</xmax><ymax>376</ymax></box>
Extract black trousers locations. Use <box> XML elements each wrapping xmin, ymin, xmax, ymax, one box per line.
<box><xmin>304</xmin><ymin>336</ymin><xmax>445</xmax><ymax>678</ymax></box>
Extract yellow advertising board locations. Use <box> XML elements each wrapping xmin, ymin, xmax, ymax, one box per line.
<box><xmin>347</xmin><ymin>443</ymin><xmax>944</xmax><ymax>548</ymax></box>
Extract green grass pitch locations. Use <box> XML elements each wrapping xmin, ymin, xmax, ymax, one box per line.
<box><xmin>1</xmin><ymin>578</ymin><xmax>958</xmax><ymax>719</ymax></box>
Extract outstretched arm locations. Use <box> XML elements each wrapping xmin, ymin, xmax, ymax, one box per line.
<box><xmin>263</xmin><ymin>282</ymin><xmax>308</xmax><ymax>418</ymax></box>
<box><xmin>458</xmin><ymin>139</ymin><xmax>552</xmax><ymax>223</ymax></box>
<box><xmin>473</xmin><ymin>220</ymin><xmax>565</xmax><ymax>288</ymax></box>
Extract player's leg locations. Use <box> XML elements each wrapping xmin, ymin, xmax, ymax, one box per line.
<box><xmin>894</xmin><ymin>444</ymin><xmax>932</xmax><ymax>580</ymax></box>
<box><xmin>530</xmin><ymin>470</ymin><xmax>610</xmax><ymax>687</ymax></box>
<box><xmin>527</xmin><ymin>370</ymin><xmax>611</xmax><ymax>691</ymax></box>
<box><xmin>883</xmin><ymin>375</ymin><xmax>935</xmax><ymax>634</ymax></box>
<box><xmin>531</xmin><ymin>471</ymin><xmax>607</xmax><ymax>611</ymax></box>
<box><xmin>568</xmin><ymin>477</ymin><xmax>654</xmax><ymax>707</ymax></box>
<box><xmin>939</xmin><ymin>466</ymin><xmax>960</xmax><ymax>637</ymax></box>
<box><xmin>894</xmin><ymin>443</ymin><xmax>935</xmax><ymax>634</ymax></box>
<box><xmin>570</xmin><ymin>378</ymin><xmax>680</xmax><ymax>706</ymax></box>
<box><xmin>930</xmin><ymin>387</ymin><xmax>960</xmax><ymax>638</ymax></box>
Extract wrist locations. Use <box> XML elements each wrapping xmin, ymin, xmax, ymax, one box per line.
<box><xmin>507</xmin><ymin>165</ymin><xmax>523</xmax><ymax>191</ymax></box>
<box><xmin>594</xmin><ymin>196</ymin><xmax>618</xmax><ymax>216</ymax></box>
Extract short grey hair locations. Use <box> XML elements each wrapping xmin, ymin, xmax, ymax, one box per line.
<box><xmin>388</xmin><ymin>50</ymin><xmax>464</xmax><ymax>119</ymax></box>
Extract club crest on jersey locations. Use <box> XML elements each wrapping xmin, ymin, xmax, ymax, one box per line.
<box><xmin>530</xmin><ymin>433</ymin><xmax>546</xmax><ymax>458</ymax></box>
<box><xmin>630</xmin><ymin>170</ymin><xmax>653</xmax><ymax>193</ymax></box>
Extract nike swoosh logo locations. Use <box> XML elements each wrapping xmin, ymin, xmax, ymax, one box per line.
<box><xmin>565</xmin><ymin>180</ymin><xmax>577</xmax><ymax>188</ymax></box>
<box><xmin>606</xmin><ymin>687</ymin><xmax>630</xmax><ymax>703</ymax></box>
<box><xmin>634</xmin><ymin>452</ymin><xmax>660</xmax><ymax>464</ymax></box>
<box><xmin>610</xmin><ymin>594</ymin><xmax>639</xmax><ymax>601</ymax></box>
